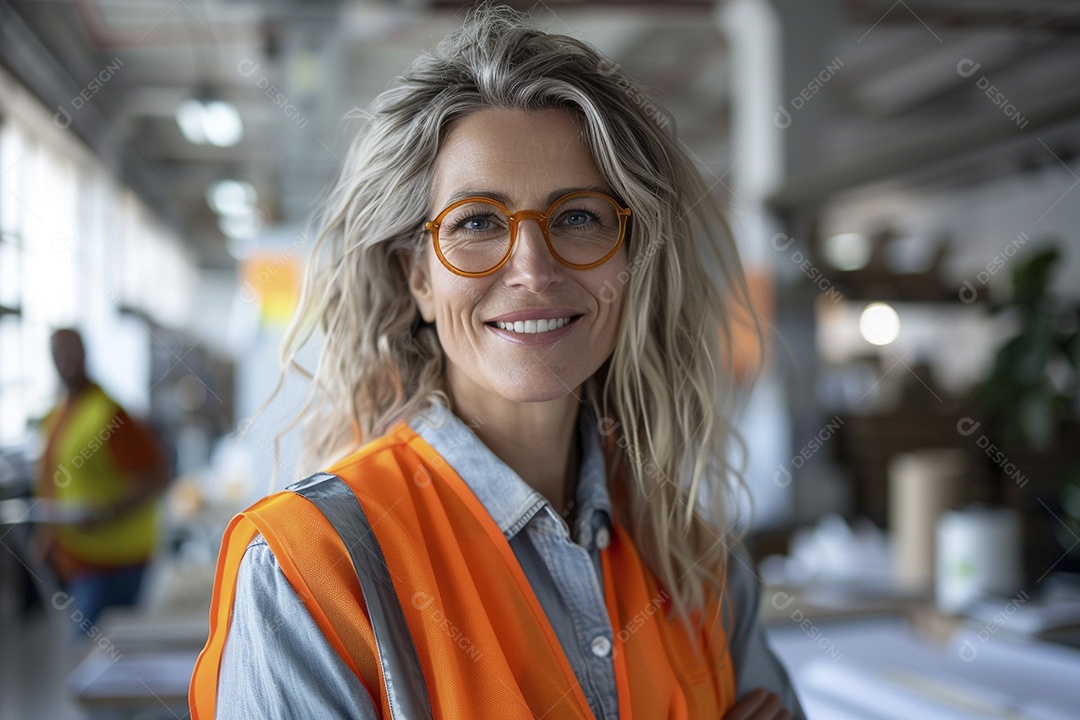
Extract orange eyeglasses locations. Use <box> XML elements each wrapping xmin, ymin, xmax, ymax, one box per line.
<box><xmin>424</xmin><ymin>190</ymin><xmax>631</xmax><ymax>278</ymax></box>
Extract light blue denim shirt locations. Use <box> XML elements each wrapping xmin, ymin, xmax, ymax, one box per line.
<box><xmin>215</xmin><ymin>401</ymin><xmax>804</xmax><ymax>719</ymax></box>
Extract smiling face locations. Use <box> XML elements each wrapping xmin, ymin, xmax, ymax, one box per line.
<box><xmin>407</xmin><ymin>107</ymin><xmax>628</xmax><ymax>408</ymax></box>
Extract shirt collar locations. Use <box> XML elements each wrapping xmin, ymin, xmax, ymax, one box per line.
<box><xmin>407</xmin><ymin>400</ymin><xmax>612</xmax><ymax>542</ymax></box>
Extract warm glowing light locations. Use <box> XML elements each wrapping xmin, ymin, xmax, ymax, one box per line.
<box><xmin>859</xmin><ymin>302</ymin><xmax>900</xmax><ymax>346</ymax></box>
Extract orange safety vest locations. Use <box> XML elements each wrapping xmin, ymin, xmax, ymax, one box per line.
<box><xmin>190</xmin><ymin>421</ymin><xmax>735</xmax><ymax>719</ymax></box>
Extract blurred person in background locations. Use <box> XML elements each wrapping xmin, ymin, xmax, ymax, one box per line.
<box><xmin>191</xmin><ymin>5</ymin><xmax>802</xmax><ymax>719</ymax></box>
<box><xmin>35</xmin><ymin>328</ymin><xmax>169</xmax><ymax>627</ymax></box>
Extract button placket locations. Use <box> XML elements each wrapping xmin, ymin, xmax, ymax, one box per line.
<box><xmin>535</xmin><ymin>513</ymin><xmax>619</xmax><ymax>718</ymax></box>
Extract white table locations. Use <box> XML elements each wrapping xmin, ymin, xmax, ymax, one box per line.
<box><xmin>766</xmin><ymin>616</ymin><xmax>1080</xmax><ymax>719</ymax></box>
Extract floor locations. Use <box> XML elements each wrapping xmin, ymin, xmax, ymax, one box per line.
<box><xmin>0</xmin><ymin>564</ymin><xmax>85</xmax><ymax>720</ymax></box>
<box><xmin>1</xmin><ymin>527</ymin><xmax>213</xmax><ymax>720</ymax></box>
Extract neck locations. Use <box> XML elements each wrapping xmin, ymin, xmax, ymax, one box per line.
<box><xmin>447</xmin><ymin>372</ymin><xmax>581</xmax><ymax>515</ymax></box>
<box><xmin>64</xmin><ymin>376</ymin><xmax>91</xmax><ymax>397</ymax></box>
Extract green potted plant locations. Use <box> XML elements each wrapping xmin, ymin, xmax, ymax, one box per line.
<box><xmin>978</xmin><ymin>246</ymin><xmax>1080</xmax><ymax>572</ymax></box>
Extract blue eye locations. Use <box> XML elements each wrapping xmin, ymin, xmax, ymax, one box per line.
<box><xmin>465</xmin><ymin>217</ymin><xmax>490</xmax><ymax>230</ymax></box>
<box><xmin>454</xmin><ymin>214</ymin><xmax>498</xmax><ymax>233</ymax></box>
<box><xmin>554</xmin><ymin>208</ymin><xmax>600</xmax><ymax>230</ymax></box>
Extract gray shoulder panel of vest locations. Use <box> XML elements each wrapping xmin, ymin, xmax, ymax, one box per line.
<box><xmin>287</xmin><ymin>471</ymin><xmax>433</xmax><ymax>720</ymax></box>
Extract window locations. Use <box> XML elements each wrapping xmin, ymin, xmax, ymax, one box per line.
<box><xmin>0</xmin><ymin>69</ymin><xmax>194</xmax><ymax>447</ymax></box>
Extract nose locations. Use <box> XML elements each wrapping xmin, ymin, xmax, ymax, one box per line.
<box><xmin>502</xmin><ymin>216</ymin><xmax>561</xmax><ymax>292</ymax></box>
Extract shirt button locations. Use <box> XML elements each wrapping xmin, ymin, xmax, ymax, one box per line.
<box><xmin>591</xmin><ymin>636</ymin><xmax>612</xmax><ymax>658</ymax></box>
<box><xmin>595</xmin><ymin>526</ymin><xmax>610</xmax><ymax>550</ymax></box>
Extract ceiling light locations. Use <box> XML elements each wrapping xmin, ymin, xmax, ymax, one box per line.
<box><xmin>176</xmin><ymin>96</ymin><xmax>243</xmax><ymax>147</ymax></box>
<box><xmin>219</xmin><ymin>212</ymin><xmax>260</xmax><ymax>240</ymax></box>
<box><xmin>202</xmin><ymin>101</ymin><xmax>244</xmax><ymax>147</ymax></box>
<box><xmin>207</xmin><ymin>180</ymin><xmax>257</xmax><ymax>216</ymax></box>
<box><xmin>176</xmin><ymin>99</ymin><xmax>208</xmax><ymax>145</ymax></box>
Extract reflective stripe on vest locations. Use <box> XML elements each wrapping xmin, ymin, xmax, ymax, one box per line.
<box><xmin>288</xmin><ymin>472</ymin><xmax>433</xmax><ymax>720</ymax></box>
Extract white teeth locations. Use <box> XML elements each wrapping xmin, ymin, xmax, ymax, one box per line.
<box><xmin>494</xmin><ymin>317</ymin><xmax>572</xmax><ymax>334</ymax></box>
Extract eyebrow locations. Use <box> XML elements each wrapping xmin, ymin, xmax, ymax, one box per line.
<box><xmin>443</xmin><ymin>186</ymin><xmax>611</xmax><ymax>208</ymax></box>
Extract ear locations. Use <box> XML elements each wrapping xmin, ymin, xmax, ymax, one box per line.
<box><xmin>400</xmin><ymin>251</ymin><xmax>436</xmax><ymax>323</ymax></box>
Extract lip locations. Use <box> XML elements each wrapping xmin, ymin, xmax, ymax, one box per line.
<box><xmin>485</xmin><ymin>306</ymin><xmax>583</xmax><ymax>323</ymax></box>
<box><xmin>486</xmin><ymin>316</ymin><xmax>581</xmax><ymax>346</ymax></box>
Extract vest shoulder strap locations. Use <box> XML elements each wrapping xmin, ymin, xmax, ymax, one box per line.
<box><xmin>288</xmin><ymin>472</ymin><xmax>433</xmax><ymax>720</ymax></box>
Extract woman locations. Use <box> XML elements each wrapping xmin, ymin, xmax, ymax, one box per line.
<box><xmin>190</xmin><ymin>5</ymin><xmax>803</xmax><ymax>719</ymax></box>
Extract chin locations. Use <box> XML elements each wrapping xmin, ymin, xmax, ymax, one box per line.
<box><xmin>488</xmin><ymin>367</ymin><xmax>587</xmax><ymax>404</ymax></box>
<box><xmin>448</xmin><ymin>356</ymin><xmax>597</xmax><ymax>406</ymax></box>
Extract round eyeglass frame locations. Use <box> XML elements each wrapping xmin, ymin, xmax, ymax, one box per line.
<box><xmin>423</xmin><ymin>190</ymin><xmax>632</xmax><ymax>278</ymax></box>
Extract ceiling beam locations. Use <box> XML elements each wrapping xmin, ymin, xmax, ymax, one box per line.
<box><xmin>0</xmin><ymin>0</ymin><xmax>181</xmax><ymax>233</ymax></box>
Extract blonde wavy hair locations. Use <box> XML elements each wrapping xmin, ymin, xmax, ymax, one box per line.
<box><xmin>280</xmin><ymin>3</ymin><xmax>759</xmax><ymax>620</ymax></box>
